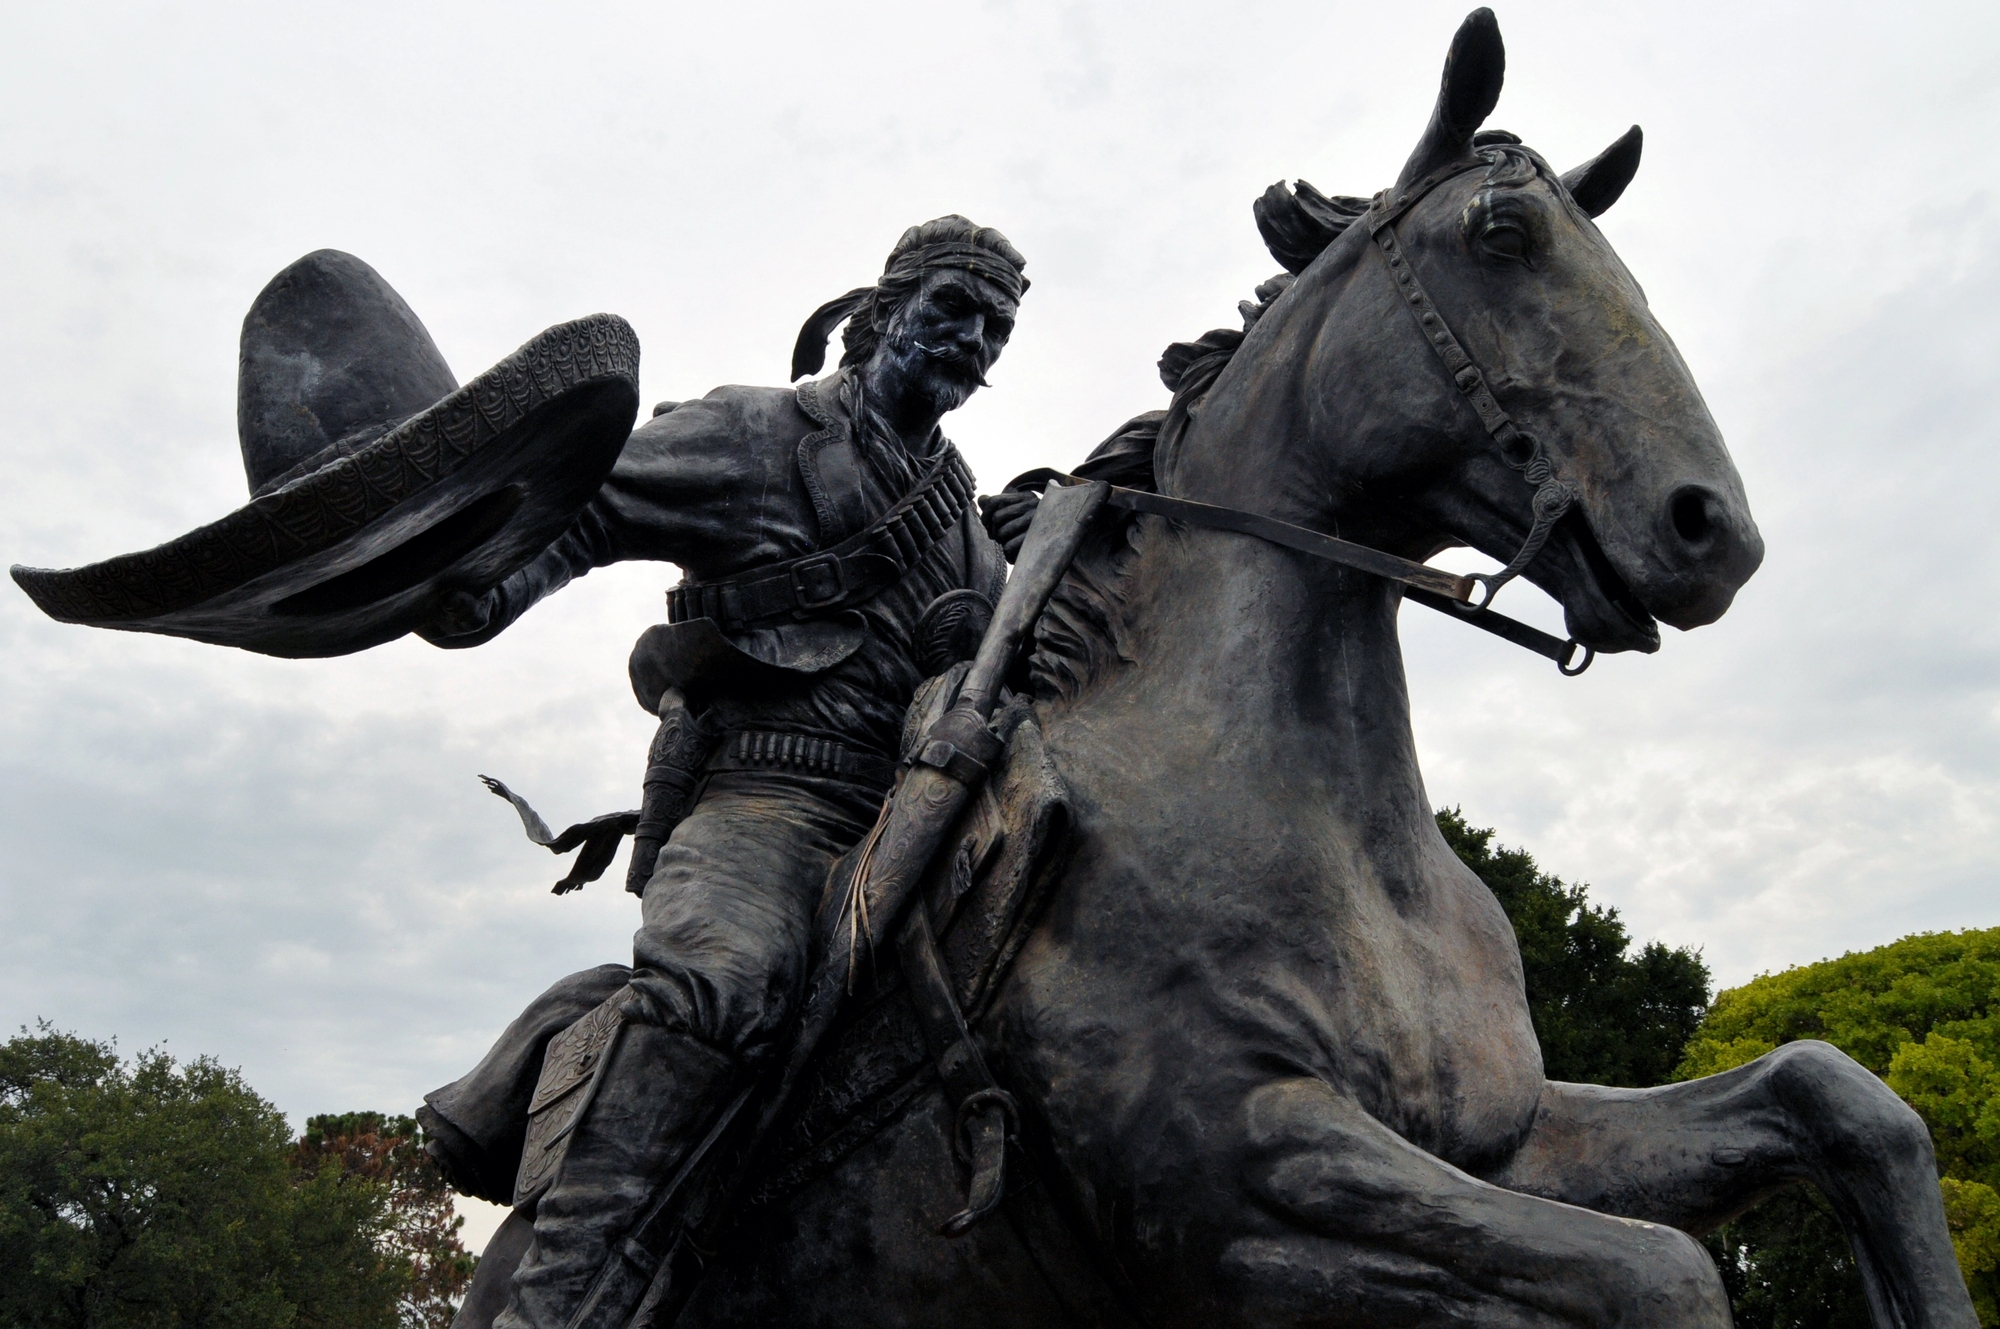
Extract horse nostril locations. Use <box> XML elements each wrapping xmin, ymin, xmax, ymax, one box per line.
<box><xmin>1670</xmin><ymin>488</ymin><xmax>1715</xmax><ymax>545</ymax></box>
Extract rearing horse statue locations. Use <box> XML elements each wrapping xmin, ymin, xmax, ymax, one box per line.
<box><xmin>463</xmin><ymin>10</ymin><xmax>1976</xmax><ymax>1327</ymax></box>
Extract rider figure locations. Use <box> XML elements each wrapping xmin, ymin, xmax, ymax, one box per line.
<box><xmin>418</xmin><ymin>216</ymin><xmax>1036</xmax><ymax>1328</ymax></box>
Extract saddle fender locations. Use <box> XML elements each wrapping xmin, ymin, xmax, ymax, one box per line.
<box><xmin>514</xmin><ymin>993</ymin><xmax>628</xmax><ymax>1207</ymax></box>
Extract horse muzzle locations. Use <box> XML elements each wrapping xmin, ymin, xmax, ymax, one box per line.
<box><xmin>1553</xmin><ymin>477</ymin><xmax>1764</xmax><ymax>648</ymax></box>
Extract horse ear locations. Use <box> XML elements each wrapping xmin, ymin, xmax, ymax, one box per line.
<box><xmin>1397</xmin><ymin>9</ymin><xmax>1506</xmax><ymax>191</ymax></box>
<box><xmin>1560</xmin><ymin>125</ymin><xmax>1643</xmax><ymax>217</ymax></box>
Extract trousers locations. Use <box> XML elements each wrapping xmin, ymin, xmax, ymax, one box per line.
<box><xmin>624</xmin><ymin>766</ymin><xmax>884</xmax><ymax>1061</ymax></box>
<box><xmin>432</xmin><ymin>764</ymin><xmax>887</xmax><ymax>1329</ymax></box>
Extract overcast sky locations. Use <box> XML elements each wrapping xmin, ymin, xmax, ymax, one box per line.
<box><xmin>3</xmin><ymin>0</ymin><xmax>1997</xmax><ymax>1245</ymax></box>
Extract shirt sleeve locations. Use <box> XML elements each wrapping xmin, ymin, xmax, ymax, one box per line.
<box><xmin>418</xmin><ymin>394</ymin><xmax>748</xmax><ymax>648</ymax></box>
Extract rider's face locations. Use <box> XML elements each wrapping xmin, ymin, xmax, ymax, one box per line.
<box><xmin>874</xmin><ymin>269</ymin><xmax>1018</xmax><ymax>419</ymax></box>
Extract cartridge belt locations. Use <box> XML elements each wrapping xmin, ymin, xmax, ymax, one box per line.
<box><xmin>667</xmin><ymin>445</ymin><xmax>975</xmax><ymax>631</ymax></box>
<box><xmin>705</xmin><ymin>729</ymin><xmax>896</xmax><ymax>788</ymax></box>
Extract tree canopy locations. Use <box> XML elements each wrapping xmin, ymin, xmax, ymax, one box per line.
<box><xmin>1436</xmin><ymin>808</ymin><xmax>1712</xmax><ymax>1087</ymax></box>
<box><xmin>294</xmin><ymin>1113</ymin><xmax>477</xmax><ymax>1328</ymax></box>
<box><xmin>1677</xmin><ymin>927</ymin><xmax>2000</xmax><ymax>1327</ymax></box>
<box><xmin>0</xmin><ymin>1027</ymin><xmax>474</xmax><ymax>1329</ymax></box>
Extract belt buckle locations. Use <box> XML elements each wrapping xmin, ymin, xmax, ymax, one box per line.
<box><xmin>789</xmin><ymin>555</ymin><xmax>845</xmax><ymax>612</ymax></box>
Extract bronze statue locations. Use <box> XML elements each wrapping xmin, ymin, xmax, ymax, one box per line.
<box><xmin>12</xmin><ymin>10</ymin><xmax>1978</xmax><ymax>1328</ymax></box>
<box><xmin>451</xmin><ymin>13</ymin><xmax>1968</xmax><ymax>1329</ymax></box>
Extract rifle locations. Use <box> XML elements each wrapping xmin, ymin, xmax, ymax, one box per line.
<box><xmin>572</xmin><ymin>480</ymin><xmax>1110</xmax><ymax>1329</ymax></box>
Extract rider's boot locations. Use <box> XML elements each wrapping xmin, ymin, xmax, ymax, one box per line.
<box><xmin>493</xmin><ymin>1012</ymin><xmax>744</xmax><ymax>1329</ymax></box>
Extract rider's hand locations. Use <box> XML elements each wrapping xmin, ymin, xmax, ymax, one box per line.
<box><xmin>421</xmin><ymin>587</ymin><xmax>500</xmax><ymax>646</ymax></box>
<box><xmin>978</xmin><ymin>490</ymin><xmax>1040</xmax><ymax>562</ymax></box>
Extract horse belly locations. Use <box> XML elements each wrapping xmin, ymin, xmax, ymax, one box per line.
<box><xmin>681</xmin><ymin>1087</ymin><xmax>1099</xmax><ymax>1328</ymax></box>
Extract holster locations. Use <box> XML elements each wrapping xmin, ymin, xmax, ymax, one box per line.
<box><xmin>624</xmin><ymin>687</ymin><xmax>712</xmax><ymax>896</ymax></box>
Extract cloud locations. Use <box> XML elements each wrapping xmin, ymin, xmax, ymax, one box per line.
<box><xmin>2</xmin><ymin>0</ymin><xmax>1996</xmax><ymax>1164</ymax></box>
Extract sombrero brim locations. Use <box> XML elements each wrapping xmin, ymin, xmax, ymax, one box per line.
<box><xmin>12</xmin><ymin>314</ymin><xmax>641</xmax><ymax>658</ymax></box>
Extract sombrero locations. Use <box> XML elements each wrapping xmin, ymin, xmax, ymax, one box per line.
<box><xmin>11</xmin><ymin>249</ymin><xmax>639</xmax><ymax>658</ymax></box>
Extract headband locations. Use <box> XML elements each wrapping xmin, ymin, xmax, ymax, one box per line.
<box><xmin>791</xmin><ymin>240</ymin><xmax>1028</xmax><ymax>381</ymax></box>
<box><xmin>883</xmin><ymin>241</ymin><xmax>1029</xmax><ymax>301</ymax></box>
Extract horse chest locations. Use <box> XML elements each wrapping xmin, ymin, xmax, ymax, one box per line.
<box><xmin>1001</xmin><ymin>794</ymin><xmax>1544</xmax><ymax>1175</ymax></box>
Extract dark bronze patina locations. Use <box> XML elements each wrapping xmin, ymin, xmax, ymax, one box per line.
<box><xmin>9</xmin><ymin>250</ymin><xmax>641</xmax><ymax>658</ymax></box>
<box><xmin>12</xmin><ymin>11</ymin><xmax>1976</xmax><ymax>1329</ymax></box>
<box><xmin>444</xmin><ymin>13</ymin><xmax>1949</xmax><ymax>1329</ymax></box>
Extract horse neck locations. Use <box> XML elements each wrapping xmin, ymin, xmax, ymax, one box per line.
<box><xmin>1079</xmin><ymin>238</ymin><xmax>1438</xmax><ymax>854</ymax></box>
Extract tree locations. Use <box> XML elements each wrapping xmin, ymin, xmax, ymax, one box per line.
<box><xmin>1436</xmin><ymin>808</ymin><xmax>1712</xmax><ymax>1087</ymax></box>
<box><xmin>1677</xmin><ymin>927</ymin><xmax>2000</xmax><ymax>1327</ymax></box>
<box><xmin>0</xmin><ymin>1026</ymin><xmax>477</xmax><ymax>1329</ymax></box>
<box><xmin>0</xmin><ymin>1025</ymin><xmax>405</xmax><ymax>1328</ymax></box>
<box><xmin>294</xmin><ymin>1113</ymin><xmax>477</xmax><ymax>1328</ymax></box>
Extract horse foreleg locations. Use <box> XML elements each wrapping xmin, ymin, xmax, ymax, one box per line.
<box><xmin>1224</xmin><ymin>1076</ymin><xmax>1730</xmax><ymax>1328</ymax></box>
<box><xmin>1484</xmin><ymin>1040</ymin><xmax>1976</xmax><ymax>1329</ymax></box>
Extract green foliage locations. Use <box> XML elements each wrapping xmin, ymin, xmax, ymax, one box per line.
<box><xmin>1944</xmin><ymin>1178</ymin><xmax>2000</xmax><ymax>1326</ymax></box>
<box><xmin>0</xmin><ymin>1027</ymin><xmax>476</xmax><ymax>1329</ymax></box>
<box><xmin>1676</xmin><ymin>927</ymin><xmax>2000</xmax><ymax>1326</ymax></box>
<box><xmin>1436</xmin><ymin>808</ymin><xmax>1712</xmax><ymax>1087</ymax></box>
<box><xmin>1707</xmin><ymin>1188</ymin><xmax>1872</xmax><ymax>1329</ymax></box>
<box><xmin>293</xmin><ymin>1113</ymin><xmax>477</xmax><ymax>1329</ymax></box>
<box><xmin>1677</xmin><ymin>927</ymin><xmax>2000</xmax><ymax>1087</ymax></box>
<box><xmin>0</xmin><ymin>1024</ymin><xmax>404</xmax><ymax>1328</ymax></box>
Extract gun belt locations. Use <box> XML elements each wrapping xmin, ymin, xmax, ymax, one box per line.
<box><xmin>706</xmin><ymin>730</ymin><xmax>895</xmax><ymax>787</ymax></box>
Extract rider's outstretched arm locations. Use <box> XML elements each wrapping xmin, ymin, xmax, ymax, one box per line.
<box><xmin>419</xmin><ymin>396</ymin><xmax>741</xmax><ymax>648</ymax></box>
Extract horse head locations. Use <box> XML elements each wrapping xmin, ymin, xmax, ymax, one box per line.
<box><xmin>1173</xmin><ymin>7</ymin><xmax>1762</xmax><ymax>656</ymax></box>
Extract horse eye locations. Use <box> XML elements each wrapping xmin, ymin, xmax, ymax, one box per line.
<box><xmin>1481</xmin><ymin>223</ymin><xmax>1531</xmax><ymax>264</ymax></box>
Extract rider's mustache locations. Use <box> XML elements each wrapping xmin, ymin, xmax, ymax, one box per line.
<box><xmin>912</xmin><ymin>340</ymin><xmax>990</xmax><ymax>389</ymax></box>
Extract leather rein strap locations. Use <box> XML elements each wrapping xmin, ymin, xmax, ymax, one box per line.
<box><xmin>1044</xmin><ymin>479</ymin><xmax>1590</xmax><ymax>674</ymax></box>
<box><xmin>1102</xmin><ymin>486</ymin><xmax>1472</xmax><ymax>602</ymax></box>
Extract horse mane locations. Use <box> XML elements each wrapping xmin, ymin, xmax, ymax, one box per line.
<box><xmin>1020</xmin><ymin>178</ymin><xmax>1371</xmax><ymax>701</ymax></box>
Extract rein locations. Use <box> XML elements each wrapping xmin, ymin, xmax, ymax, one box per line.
<box><xmin>1068</xmin><ymin>481</ymin><xmax>1592</xmax><ymax>675</ymax></box>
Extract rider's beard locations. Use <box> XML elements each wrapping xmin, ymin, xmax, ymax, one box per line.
<box><xmin>879</xmin><ymin>328</ymin><xmax>987</xmax><ymax>421</ymax></box>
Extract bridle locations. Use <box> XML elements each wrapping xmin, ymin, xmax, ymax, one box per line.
<box><xmin>1367</xmin><ymin>153</ymin><xmax>1582</xmax><ymax>628</ymax></box>
<box><xmin>1035</xmin><ymin>152</ymin><xmax>1600</xmax><ymax>676</ymax></box>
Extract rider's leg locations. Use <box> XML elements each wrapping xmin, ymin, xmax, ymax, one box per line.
<box><xmin>495</xmin><ymin>770</ymin><xmax>883</xmax><ymax>1329</ymax></box>
<box><xmin>623</xmin><ymin>769</ymin><xmax>883</xmax><ymax>1062</ymax></box>
<box><xmin>1482</xmin><ymin>1041</ymin><xmax>1977</xmax><ymax>1329</ymax></box>
<box><xmin>420</xmin><ymin>964</ymin><xmax>633</xmax><ymax>1204</ymax></box>
<box><xmin>1220</xmin><ymin>1075</ymin><xmax>1730</xmax><ymax>1329</ymax></box>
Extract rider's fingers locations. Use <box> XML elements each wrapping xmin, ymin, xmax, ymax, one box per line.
<box><xmin>436</xmin><ymin>589</ymin><xmax>492</xmax><ymax>635</ymax></box>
